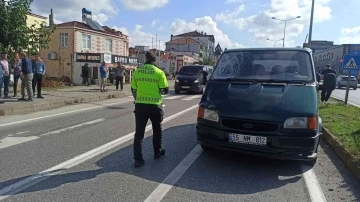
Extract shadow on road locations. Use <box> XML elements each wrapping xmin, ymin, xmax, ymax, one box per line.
<box><xmin>1</xmin><ymin>124</ymin><xmax>314</xmax><ymax>197</ymax></box>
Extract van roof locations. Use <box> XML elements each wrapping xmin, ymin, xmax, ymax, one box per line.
<box><xmin>223</xmin><ymin>47</ymin><xmax>312</xmax><ymax>54</ymax></box>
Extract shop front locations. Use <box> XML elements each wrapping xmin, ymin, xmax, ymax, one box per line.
<box><xmin>110</xmin><ymin>55</ymin><xmax>139</xmax><ymax>83</ymax></box>
<box><xmin>73</xmin><ymin>52</ymin><xmax>109</xmax><ymax>85</ymax></box>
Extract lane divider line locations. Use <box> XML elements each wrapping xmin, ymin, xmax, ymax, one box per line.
<box><xmin>0</xmin><ymin>99</ymin><xmax>133</xmax><ymax>128</ymax></box>
<box><xmin>0</xmin><ymin>104</ymin><xmax>199</xmax><ymax>200</ymax></box>
<box><xmin>301</xmin><ymin>164</ymin><xmax>327</xmax><ymax>202</ymax></box>
<box><xmin>144</xmin><ymin>145</ymin><xmax>203</xmax><ymax>202</ymax></box>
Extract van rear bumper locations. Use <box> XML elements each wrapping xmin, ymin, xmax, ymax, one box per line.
<box><xmin>196</xmin><ymin>123</ymin><xmax>321</xmax><ymax>161</ymax></box>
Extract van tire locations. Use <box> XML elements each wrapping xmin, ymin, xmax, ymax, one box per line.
<box><xmin>175</xmin><ymin>90</ymin><xmax>180</xmax><ymax>94</ymax></box>
<box><xmin>201</xmin><ymin>145</ymin><xmax>213</xmax><ymax>151</ymax></box>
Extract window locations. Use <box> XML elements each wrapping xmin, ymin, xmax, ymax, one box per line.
<box><xmin>60</xmin><ymin>33</ymin><xmax>68</xmax><ymax>47</ymax></box>
<box><xmin>178</xmin><ymin>66</ymin><xmax>204</xmax><ymax>75</ymax></box>
<box><xmin>212</xmin><ymin>50</ymin><xmax>314</xmax><ymax>82</ymax></box>
<box><xmin>82</xmin><ymin>34</ymin><xmax>91</xmax><ymax>49</ymax></box>
<box><xmin>105</xmin><ymin>39</ymin><xmax>112</xmax><ymax>52</ymax></box>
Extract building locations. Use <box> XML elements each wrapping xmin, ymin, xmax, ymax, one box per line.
<box><xmin>159</xmin><ymin>53</ymin><xmax>196</xmax><ymax>74</ymax></box>
<box><xmin>26</xmin><ymin>12</ymin><xmax>47</xmax><ymax>28</ymax></box>
<box><xmin>40</xmin><ymin>8</ymin><xmax>138</xmax><ymax>85</ymax></box>
<box><xmin>166</xmin><ymin>30</ymin><xmax>215</xmax><ymax>61</ymax></box>
<box><xmin>303</xmin><ymin>40</ymin><xmax>338</xmax><ymax>53</ymax></box>
<box><xmin>313</xmin><ymin>44</ymin><xmax>360</xmax><ymax>78</ymax></box>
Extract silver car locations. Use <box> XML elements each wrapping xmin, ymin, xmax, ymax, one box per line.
<box><xmin>337</xmin><ymin>75</ymin><xmax>358</xmax><ymax>90</ymax></box>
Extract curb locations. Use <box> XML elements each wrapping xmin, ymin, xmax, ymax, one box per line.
<box><xmin>0</xmin><ymin>92</ymin><xmax>128</xmax><ymax>116</ymax></box>
<box><xmin>322</xmin><ymin>127</ymin><xmax>360</xmax><ymax>182</ymax></box>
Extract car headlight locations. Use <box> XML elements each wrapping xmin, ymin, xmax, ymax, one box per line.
<box><xmin>194</xmin><ymin>79</ymin><xmax>199</xmax><ymax>83</ymax></box>
<box><xmin>175</xmin><ymin>79</ymin><xmax>179</xmax><ymax>82</ymax></box>
<box><xmin>198</xmin><ymin>106</ymin><xmax>219</xmax><ymax>122</ymax></box>
<box><xmin>283</xmin><ymin>117</ymin><xmax>317</xmax><ymax>129</ymax></box>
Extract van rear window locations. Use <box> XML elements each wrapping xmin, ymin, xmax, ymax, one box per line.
<box><xmin>211</xmin><ymin>50</ymin><xmax>314</xmax><ymax>82</ymax></box>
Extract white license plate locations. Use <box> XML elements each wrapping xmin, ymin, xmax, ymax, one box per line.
<box><xmin>182</xmin><ymin>86</ymin><xmax>190</xmax><ymax>89</ymax></box>
<box><xmin>228</xmin><ymin>133</ymin><xmax>267</xmax><ymax>146</ymax></box>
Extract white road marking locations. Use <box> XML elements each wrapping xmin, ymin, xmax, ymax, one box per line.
<box><xmin>0</xmin><ymin>119</ymin><xmax>105</xmax><ymax>150</ymax></box>
<box><xmin>301</xmin><ymin>164</ymin><xmax>327</xmax><ymax>202</ymax></box>
<box><xmin>0</xmin><ymin>136</ymin><xmax>40</xmax><ymax>150</ymax></box>
<box><xmin>15</xmin><ymin>131</ymin><xmax>30</xmax><ymax>135</ymax></box>
<box><xmin>181</xmin><ymin>95</ymin><xmax>202</xmax><ymax>101</ymax></box>
<box><xmin>144</xmin><ymin>145</ymin><xmax>203</xmax><ymax>202</ymax></box>
<box><xmin>331</xmin><ymin>95</ymin><xmax>360</xmax><ymax>107</ymax></box>
<box><xmin>0</xmin><ymin>104</ymin><xmax>199</xmax><ymax>200</ymax></box>
<box><xmin>39</xmin><ymin>119</ymin><xmax>105</xmax><ymax>137</ymax></box>
<box><xmin>0</xmin><ymin>99</ymin><xmax>133</xmax><ymax>128</ymax></box>
<box><xmin>164</xmin><ymin>95</ymin><xmax>184</xmax><ymax>100</ymax></box>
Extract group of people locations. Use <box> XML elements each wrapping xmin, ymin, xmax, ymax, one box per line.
<box><xmin>0</xmin><ymin>52</ymin><xmax>46</xmax><ymax>103</ymax></box>
<box><xmin>82</xmin><ymin>61</ymin><xmax>126</xmax><ymax>92</ymax></box>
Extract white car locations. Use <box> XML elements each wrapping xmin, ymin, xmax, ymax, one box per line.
<box><xmin>336</xmin><ymin>75</ymin><xmax>358</xmax><ymax>90</ymax></box>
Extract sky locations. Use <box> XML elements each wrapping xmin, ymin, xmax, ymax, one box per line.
<box><xmin>30</xmin><ymin>0</ymin><xmax>360</xmax><ymax>51</ymax></box>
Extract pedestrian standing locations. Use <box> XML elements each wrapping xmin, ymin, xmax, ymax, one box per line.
<box><xmin>10</xmin><ymin>53</ymin><xmax>22</xmax><ymax>97</ymax></box>
<box><xmin>32</xmin><ymin>54</ymin><xmax>46</xmax><ymax>98</ymax></box>
<box><xmin>321</xmin><ymin>64</ymin><xmax>336</xmax><ymax>103</ymax></box>
<box><xmin>131</xmin><ymin>51</ymin><xmax>169</xmax><ymax>168</ymax></box>
<box><xmin>115</xmin><ymin>62</ymin><xmax>125</xmax><ymax>90</ymax></box>
<box><xmin>18</xmin><ymin>52</ymin><xmax>33</xmax><ymax>101</ymax></box>
<box><xmin>99</xmin><ymin>61</ymin><xmax>108</xmax><ymax>92</ymax></box>
<box><xmin>0</xmin><ymin>53</ymin><xmax>10</xmax><ymax>98</ymax></box>
<box><xmin>82</xmin><ymin>63</ymin><xmax>90</xmax><ymax>86</ymax></box>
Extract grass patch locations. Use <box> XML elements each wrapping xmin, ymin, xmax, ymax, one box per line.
<box><xmin>319</xmin><ymin>98</ymin><xmax>360</xmax><ymax>158</ymax></box>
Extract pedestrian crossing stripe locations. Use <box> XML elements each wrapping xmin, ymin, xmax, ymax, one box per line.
<box><xmin>344</xmin><ymin>58</ymin><xmax>358</xmax><ymax>69</ymax></box>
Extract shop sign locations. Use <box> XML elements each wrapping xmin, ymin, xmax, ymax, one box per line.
<box><xmin>75</xmin><ymin>53</ymin><xmax>101</xmax><ymax>63</ymax></box>
<box><xmin>112</xmin><ymin>55</ymin><xmax>138</xmax><ymax>64</ymax></box>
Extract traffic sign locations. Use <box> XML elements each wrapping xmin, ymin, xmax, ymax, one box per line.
<box><xmin>342</xmin><ymin>54</ymin><xmax>360</xmax><ymax>71</ymax></box>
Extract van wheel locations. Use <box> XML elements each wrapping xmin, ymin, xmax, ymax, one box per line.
<box><xmin>354</xmin><ymin>87</ymin><xmax>357</xmax><ymax>90</ymax></box>
<box><xmin>175</xmin><ymin>90</ymin><xmax>180</xmax><ymax>94</ymax></box>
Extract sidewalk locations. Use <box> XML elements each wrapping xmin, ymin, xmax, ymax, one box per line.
<box><xmin>0</xmin><ymin>81</ymin><xmax>175</xmax><ymax>116</ymax></box>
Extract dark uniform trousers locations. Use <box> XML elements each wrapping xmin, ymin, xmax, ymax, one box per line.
<box><xmin>134</xmin><ymin>103</ymin><xmax>164</xmax><ymax>160</ymax></box>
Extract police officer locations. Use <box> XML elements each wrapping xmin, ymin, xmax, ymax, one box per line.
<box><xmin>321</xmin><ymin>64</ymin><xmax>336</xmax><ymax>103</ymax></box>
<box><xmin>131</xmin><ymin>51</ymin><xmax>169</xmax><ymax>167</ymax></box>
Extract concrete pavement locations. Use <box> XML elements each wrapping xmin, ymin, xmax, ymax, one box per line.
<box><xmin>0</xmin><ymin>92</ymin><xmax>359</xmax><ymax>202</ymax></box>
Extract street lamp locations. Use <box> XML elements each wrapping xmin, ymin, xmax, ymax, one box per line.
<box><xmin>267</xmin><ymin>38</ymin><xmax>284</xmax><ymax>47</ymax></box>
<box><xmin>272</xmin><ymin>16</ymin><xmax>301</xmax><ymax>47</ymax></box>
<box><xmin>308</xmin><ymin>0</ymin><xmax>315</xmax><ymax>48</ymax></box>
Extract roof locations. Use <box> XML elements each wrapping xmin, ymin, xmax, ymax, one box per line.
<box><xmin>174</xmin><ymin>31</ymin><xmax>215</xmax><ymax>42</ymax></box>
<box><xmin>28</xmin><ymin>12</ymin><xmax>47</xmax><ymax>20</ymax></box>
<box><xmin>166</xmin><ymin>37</ymin><xmax>200</xmax><ymax>45</ymax></box>
<box><xmin>56</xmin><ymin>21</ymin><xmax>128</xmax><ymax>37</ymax></box>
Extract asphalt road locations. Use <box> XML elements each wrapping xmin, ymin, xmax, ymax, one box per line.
<box><xmin>332</xmin><ymin>88</ymin><xmax>360</xmax><ymax>106</ymax></box>
<box><xmin>0</xmin><ymin>91</ymin><xmax>359</xmax><ymax>202</ymax></box>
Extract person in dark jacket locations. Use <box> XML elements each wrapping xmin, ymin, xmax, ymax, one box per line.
<box><xmin>32</xmin><ymin>54</ymin><xmax>46</xmax><ymax>98</ymax></box>
<box><xmin>321</xmin><ymin>64</ymin><xmax>336</xmax><ymax>103</ymax></box>
<box><xmin>82</xmin><ymin>63</ymin><xmax>90</xmax><ymax>86</ymax></box>
<box><xmin>19</xmin><ymin>52</ymin><xmax>33</xmax><ymax>101</ymax></box>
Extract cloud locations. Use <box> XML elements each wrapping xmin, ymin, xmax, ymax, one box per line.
<box><xmin>170</xmin><ymin>16</ymin><xmax>244</xmax><ymax>49</ymax></box>
<box><xmin>151</xmin><ymin>20</ymin><xmax>159</xmax><ymax>27</ymax></box>
<box><xmin>30</xmin><ymin>0</ymin><xmax>117</xmax><ymax>24</ymax></box>
<box><xmin>225</xmin><ymin>0</ymin><xmax>243</xmax><ymax>4</ymax></box>
<box><xmin>215</xmin><ymin>0</ymin><xmax>332</xmax><ymax>47</ymax></box>
<box><xmin>114</xmin><ymin>25</ymin><xmax>167</xmax><ymax>50</ymax></box>
<box><xmin>338</xmin><ymin>26</ymin><xmax>360</xmax><ymax>44</ymax></box>
<box><xmin>119</xmin><ymin>0</ymin><xmax>169</xmax><ymax>11</ymax></box>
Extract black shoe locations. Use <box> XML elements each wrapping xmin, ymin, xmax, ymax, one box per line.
<box><xmin>18</xmin><ymin>98</ymin><xmax>26</xmax><ymax>101</ymax></box>
<box><xmin>154</xmin><ymin>149</ymin><xmax>166</xmax><ymax>159</ymax></box>
<box><xmin>12</xmin><ymin>94</ymin><xmax>17</xmax><ymax>97</ymax></box>
<box><xmin>37</xmin><ymin>96</ymin><xmax>44</xmax><ymax>99</ymax></box>
<box><xmin>134</xmin><ymin>159</ymin><xmax>145</xmax><ymax>168</ymax></box>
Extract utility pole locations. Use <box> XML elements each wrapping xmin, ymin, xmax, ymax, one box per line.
<box><xmin>307</xmin><ymin>0</ymin><xmax>315</xmax><ymax>48</ymax></box>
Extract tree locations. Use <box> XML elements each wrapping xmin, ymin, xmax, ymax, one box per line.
<box><xmin>199</xmin><ymin>57</ymin><xmax>215</xmax><ymax>66</ymax></box>
<box><xmin>214</xmin><ymin>43</ymin><xmax>223</xmax><ymax>56</ymax></box>
<box><xmin>0</xmin><ymin>0</ymin><xmax>55</xmax><ymax>56</ymax></box>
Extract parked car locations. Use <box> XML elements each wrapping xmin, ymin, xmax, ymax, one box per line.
<box><xmin>336</xmin><ymin>75</ymin><xmax>358</xmax><ymax>90</ymax></box>
<box><xmin>174</xmin><ymin>65</ymin><xmax>213</xmax><ymax>94</ymax></box>
<box><xmin>196</xmin><ymin>47</ymin><xmax>322</xmax><ymax>166</ymax></box>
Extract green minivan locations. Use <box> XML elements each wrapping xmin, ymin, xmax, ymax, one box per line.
<box><xmin>196</xmin><ymin>48</ymin><xmax>322</xmax><ymax>165</ymax></box>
